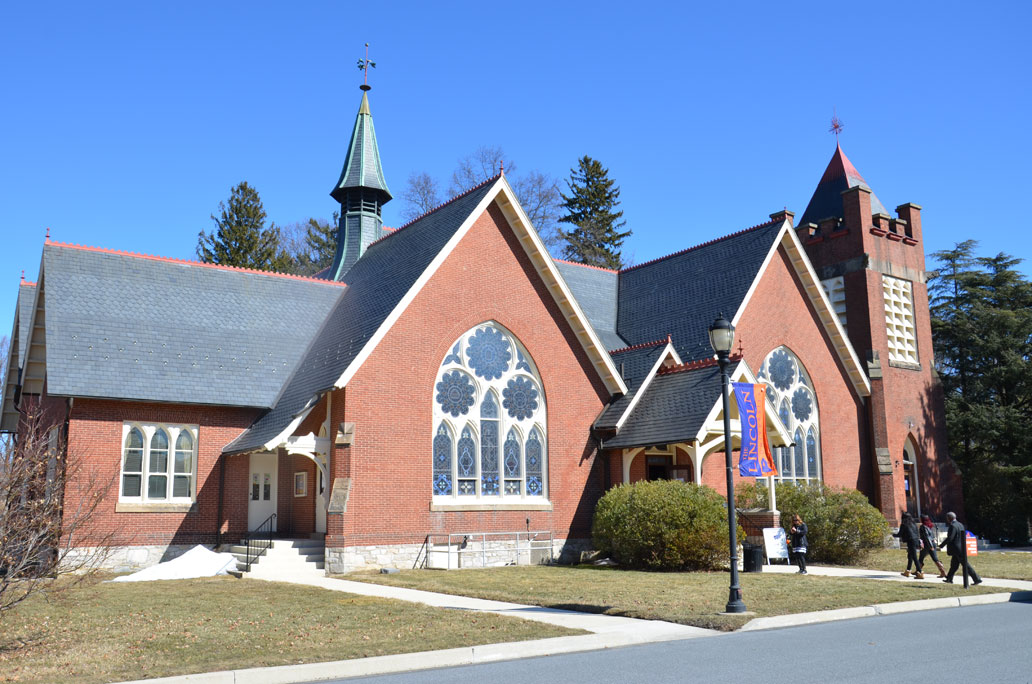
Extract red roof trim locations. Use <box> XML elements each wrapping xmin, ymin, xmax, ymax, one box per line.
<box><xmin>42</xmin><ymin>239</ymin><xmax>348</xmax><ymax>287</ymax></box>
<box><xmin>366</xmin><ymin>174</ymin><xmax>502</xmax><ymax>250</ymax></box>
<box><xmin>656</xmin><ymin>353</ymin><xmax>743</xmax><ymax>376</ymax></box>
<box><xmin>620</xmin><ymin>218</ymin><xmax>782</xmax><ymax>273</ymax></box>
<box><xmin>609</xmin><ymin>337</ymin><xmax>670</xmax><ymax>355</ymax></box>
<box><xmin>553</xmin><ymin>258</ymin><xmax>619</xmax><ymax>274</ymax></box>
<box><xmin>21</xmin><ymin>280</ymin><xmax>37</xmax><ymax>287</ymax></box>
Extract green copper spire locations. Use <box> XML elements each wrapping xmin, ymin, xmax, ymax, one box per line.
<box><xmin>327</xmin><ymin>84</ymin><xmax>393</xmax><ymax>281</ymax></box>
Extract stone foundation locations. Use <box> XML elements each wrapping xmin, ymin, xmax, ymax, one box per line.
<box><xmin>325</xmin><ymin>537</ymin><xmax>591</xmax><ymax>574</ymax></box>
<box><xmin>62</xmin><ymin>544</ymin><xmax>203</xmax><ymax>573</ymax></box>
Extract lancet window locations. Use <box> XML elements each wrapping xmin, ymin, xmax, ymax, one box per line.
<box><xmin>756</xmin><ymin>347</ymin><xmax>821</xmax><ymax>484</ymax></box>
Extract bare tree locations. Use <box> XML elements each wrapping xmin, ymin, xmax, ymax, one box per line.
<box><xmin>1</xmin><ymin>408</ymin><xmax>116</xmax><ymax>618</ymax></box>
<box><xmin>448</xmin><ymin>146</ymin><xmax>514</xmax><ymax>196</ymax></box>
<box><xmin>400</xmin><ymin>172</ymin><xmax>442</xmax><ymax>223</ymax></box>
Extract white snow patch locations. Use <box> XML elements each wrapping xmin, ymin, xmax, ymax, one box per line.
<box><xmin>110</xmin><ymin>545</ymin><xmax>238</xmax><ymax>582</ymax></box>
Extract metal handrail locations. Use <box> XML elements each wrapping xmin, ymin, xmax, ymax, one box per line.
<box><xmin>426</xmin><ymin>530</ymin><xmax>554</xmax><ymax>569</ymax></box>
<box><xmin>245</xmin><ymin>513</ymin><xmax>276</xmax><ymax>572</ymax></box>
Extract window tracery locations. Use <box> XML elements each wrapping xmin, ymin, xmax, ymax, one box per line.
<box><xmin>757</xmin><ymin>346</ymin><xmax>821</xmax><ymax>484</ymax></box>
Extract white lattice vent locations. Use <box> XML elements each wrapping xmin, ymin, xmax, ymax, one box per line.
<box><xmin>882</xmin><ymin>275</ymin><xmax>918</xmax><ymax>364</ymax></box>
<box><xmin>820</xmin><ymin>276</ymin><xmax>848</xmax><ymax>332</ymax></box>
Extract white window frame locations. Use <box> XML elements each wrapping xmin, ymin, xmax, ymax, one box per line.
<box><xmin>119</xmin><ymin>422</ymin><xmax>198</xmax><ymax>504</ymax></box>
<box><xmin>432</xmin><ymin>322</ymin><xmax>550</xmax><ymax>508</ymax></box>
<box><xmin>294</xmin><ymin>471</ymin><xmax>308</xmax><ymax>497</ymax></box>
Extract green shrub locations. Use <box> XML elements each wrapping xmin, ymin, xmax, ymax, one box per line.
<box><xmin>592</xmin><ymin>480</ymin><xmax>744</xmax><ymax>571</ymax></box>
<box><xmin>736</xmin><ymin>481</ymin><xmax>889</xmax><ymax>564</ymax></box>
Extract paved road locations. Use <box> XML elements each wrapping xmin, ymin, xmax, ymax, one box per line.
<box><xmin>325</xmin><ymin>602</ymin><xmax>1032</xmax><ymax>684</ymax></box>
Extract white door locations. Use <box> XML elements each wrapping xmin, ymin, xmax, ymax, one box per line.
<box><xmin>315</xmin><ymin>467</ymin><xmax>327</xmax><ymax>534</ymax></box>
<box><xmin>248</xmin><ymin>452</ymin><xmax>278</xmax><ymax>532</ymax></box>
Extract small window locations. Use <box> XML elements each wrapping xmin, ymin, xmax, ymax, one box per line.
<box><xmin>294</xmin><ymin>471</ymin><xmax>308</xmax><ymax>497</ymax></box>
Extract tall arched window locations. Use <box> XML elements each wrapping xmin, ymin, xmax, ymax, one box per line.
<box><xmin>756</xmin><ymin>346</ymin><xmax>821</xmax><ymax>484</ymax></box>
<box><xmin>433</xmin><ymin>322</ymin><xmax>547</xmax><ymax>501</ymax></box>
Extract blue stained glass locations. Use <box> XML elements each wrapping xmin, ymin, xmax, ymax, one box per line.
<box><xmin>526</xmin><ymin>429</ymin><xmax>542</xmax><ymax>496</ymax></box>
<box><xmin>481</xmin><ymin>393</ymin><xmax>498</xmax><ymax>419</ymax></box>
<box><xmin>442</xmin><ymin>342</ymin><xmax>462</xmax><ymax>366</ymax></box>
<box><xmin>466</xmin><ymin>326</ymin><xmax>511</xmax><ymax>380</ymax></box>
<box><xmin>527</xmin><ymin>476</ymin><xmax>542</xmax><ymax>496</ymax></box>
<box><xmin>481</xmin><ymin>419</ymin><xmax>499</xmax><ymax>496</ymax></box>
<box><xmin>504</xmin><ymin>430</ymin><xmax>521</xmax><ymax>478</ymax></box>
<box><xmin>792</xmin><ymin>387</ymin><xmax>812</xmax><ymax>422</ymax></box>
<box><xmin>504</xmin><ymin>480</ymin><xmax>521</xmax><ymax>495</ymax></box>
<box><xmin>794</xmin><ymin>429</ymin><xmax>805</xmax><ymax>478</ymax></box>
<box><xmin>436</xmin><ymin>370</ymin><xmax>475</xmax><ymax>417</ymax></box>
<box><xmin>503</xmin><ymin>377</ymin><xmax>538</xmax><ymax>420</ymax></box>
<box><xmin>433</xmin><ymin>424</ymin><xmax>452</xmax><ymax>495</ymax></box>
<box><xmin>458</xmin><ymin>428</ymin><xmax>476</xmax><ymax>477</ymax></box>
<box><xmin>807</xmin><ymin>429</ymin><xmax>818</xmax><ymax>479</ymax></box>
<box><xmin>768</xmin><ymin>350</ymin><xmax>796</xmax><ymax>391</ymax></box>
<box><xmin>779</xmin><ymin>399</ymin><xmax>791</xmax><ymax>431</ymax></box>
<box><xmin>515</xmin><ymin>349</ymin><xmax>531</xmax><ymax>372</ymax></box>
<box><xmin>458</xmin><ymin>480</ymin><xmax>475</xmax><ymax>495</ymax></box>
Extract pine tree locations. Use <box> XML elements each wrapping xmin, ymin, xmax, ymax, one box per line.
<box><xmin>558</xmin><ymin>156</ymin><xmax>631</xmax><ymax>269</ymax></box>
<box><xmin>197</xmin><ymin>181</ymin><xmax>290</xmax><ymax>271</ymax></box>
<box><xmin>929</xmin><ymin>241</ymin><xmax>1032</xmax><ymax>541</ymax></box>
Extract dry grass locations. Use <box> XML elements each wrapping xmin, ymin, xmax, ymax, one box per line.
<box><xmin>0</xmin><ymin>575</ymin><xmax>580</xmax><ymax>684</ymax></box>
<box><xmin>849</xmin><ymin>548</ymin><xmax>1032</xmax><ymax>581</ymax></box>
<box><xmin>347</xmin><ymin>564</ymin><xmax>1003</xmax><ymax>632</ymax></box>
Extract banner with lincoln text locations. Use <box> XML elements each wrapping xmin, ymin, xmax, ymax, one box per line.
<box><xmin>732</xmin><ymin>382</ymin><xmax>778</xmax><ymax>477</ymax></box>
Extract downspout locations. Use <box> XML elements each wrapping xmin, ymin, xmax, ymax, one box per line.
<box><xmin>216</xmin><ymin>452</ymin><xmax>226</xmax><ymax>548</ymax></box>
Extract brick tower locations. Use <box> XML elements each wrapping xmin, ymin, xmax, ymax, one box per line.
<box><xmin>796</xmin><ymin>143</ymin><xmax>963</xmax><ymax>524</ymax></box>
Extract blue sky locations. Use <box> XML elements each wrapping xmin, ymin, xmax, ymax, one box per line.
<box><xmin>2</xmin><ymin>1</ymin><xmax>1029</xmax><ymax>329</ymax></box>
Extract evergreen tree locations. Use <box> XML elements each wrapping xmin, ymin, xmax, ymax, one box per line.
<box><xmin>197</xmin><ymin>181</ymin><xmax>290</xmax><ymax>271</ymax></box>
<box><xmin>929</xmin><ymin>241</ymin><xmax>1032</xmax><ymax>541</ymax></box>
<box><xmin>558</xmin><ymin>156</ymin><xmax>630</xmax><ymax>269</ymax></box>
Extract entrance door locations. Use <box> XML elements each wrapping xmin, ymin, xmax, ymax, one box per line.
<box><xmin>315</xmin><ymin>467</ymin><xmax>327</xmax><ymax>534</ymax></box>
<box><xmin>248</xmin><ymin>452</ymin><xmax>278</xmax><ymax>532</ymax></box>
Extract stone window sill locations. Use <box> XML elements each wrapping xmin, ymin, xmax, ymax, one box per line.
<box><xmin>887</xmin><ymin>360</ymin><xmax>922</xmax><ymax>371</ymax></box>
<box><xmin>430</xmin><ymin>500</ymin><xmax>553</xmax><ymax>512</ymax></box>
<box><xmin>115</xmin><ymin>502</ymin><xmax>197</xmax><ymax>513</ymax></box>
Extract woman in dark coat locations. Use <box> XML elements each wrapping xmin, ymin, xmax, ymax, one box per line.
<box><xmin>919</xmin><ymin>514</ymin><xmax>947</xmax><ymax>578</ymax></box>
<box><xmin>789</xmin><ymin>514</ymin><xmax>808</xmax><ymax>574</ymax></box>
<box><xmin>896</xmin><ymin>511</ymin><xmax>923</xmax><ymax>578</ymax></box>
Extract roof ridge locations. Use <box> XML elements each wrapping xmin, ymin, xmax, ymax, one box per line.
<box><xmin>366</xmin><ymin>174</ymin><xmax>502</xmax><ymax>250</ymax></box>
<box><xmin>553</xmin><ymin>257</ymin><xmax>619</xmax><ymax>274</ymax></box>
<box><xmin>609</xmin><ymin>336</ymin><xmax>670</xmax><ymax>355</ymax></box>
<box><xmin>43</xmin><ymin>239</ymin><xmax>348</xmax><ymax>287</ymax></box>
<box><xmin>21</xmin><ymin>280</ymin><xmax>37</xmax><ymax>287</ymax></box>
<box><xmin>620</xmin><ymin>218</ymin><xmax>783</xmax><ymax>273</ymax></box>
<box><xmin>656</xmin><ymin>353</ymin><xmax>743</xmax><ymax>376</ymax></box>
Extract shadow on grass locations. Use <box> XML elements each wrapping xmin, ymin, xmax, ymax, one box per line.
<box><xmin>0</xmin><ymin>631</ymin><xmax>46</xmax><ymax>654</ymax></box>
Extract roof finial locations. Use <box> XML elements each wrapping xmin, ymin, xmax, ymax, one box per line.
<box><xmin>21</xmin><ymin>270</ymin><xmax>25</xmax><ymax>282</ymax></box>
<box><xmin>357</xmin><ymin>42</ymin><xmax>375</xmax><ymax>91</ymax></box>
<box><xmin>499</xmin><ymin>160</ymin><xmax>504</xmax><ymax>175</ymax></box>
<box><xmin>829</xmin><ymin>108</ymin><xmax>844</xmax><ymax>142</ymax></box>
<box><xmin>45</xmin><ymin>226</ymin><xmax>50</xmax><ymax>240</ymax></box>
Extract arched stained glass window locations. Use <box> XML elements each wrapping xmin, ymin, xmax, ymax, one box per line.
<box><xmin>432</xmin><ymin>322</ymin><xmax>547</xmax><ymax>502</ymax></box>
<box><xmin>149</xmin><ymin>429</ymin><xmax>169</xmax><ymax>500</ymax></box>
<box><xmin>481</xmin><ymin>394</ymin><xmax>499</xmax><ymax>496</ymax></box>
<box><xmin>761</xmin><ymin>346</ymin><xmax>821</xmax><ymax>485</ymax></box>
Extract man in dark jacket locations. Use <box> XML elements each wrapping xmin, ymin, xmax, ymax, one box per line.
<box><xmin>939</xmin><ymin>512</ymin><xmax>982</xmax><ymax>586</ymax></box>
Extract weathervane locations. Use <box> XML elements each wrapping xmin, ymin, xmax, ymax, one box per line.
<box><xmin>829</xmin><ymin>108</ymin><xmax>844</xmax><ymax>140</ymax></box>
<box><xmin>356</xmin><ymin>42</ymin><xmax>376</xmax><ymax>91</ymax></box>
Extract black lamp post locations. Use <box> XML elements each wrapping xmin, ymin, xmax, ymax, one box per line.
<box><xmin>709</xmin><ymin>313</ymin><xmax>747</xmax><ymax>614</ymax></box>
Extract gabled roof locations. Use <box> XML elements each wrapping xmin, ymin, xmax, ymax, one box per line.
<box><xmin>617</xmin><ymin>219</ymin><xmax>787</xmax><ymax>363</ymax></box>
<box><xmin>16</xmin><ymin>281</ymin><xmax>35</xmax><ymax>369</ymax></box>
<box><xmin>330</xmin><ymin>91</ymin><xmax>391</xmax><ymax>204</ymax></box>
<box><xmin>798</xmin><ymin>143</ymin><xmax>888</xmax><ymax>225</ymax></box>
<box><xmin>553</xmin><ymin>260</ymin><xmax>625</xmax><ymax>351</ymax></box>
<box><xmin>227</xmin><ymin>175</ymin><xmax>629</xmax><ymax>455</ymax></box>
<box><xmin>595</xmin><ymin>339</ymin><xmax>679</xmax><ymax>430</ymax></box>
<box><xmin>31</xmin><ymin>243</ymin><xmax>345</xmax><ymax>407</ymax></box>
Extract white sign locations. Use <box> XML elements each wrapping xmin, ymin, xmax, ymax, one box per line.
<box><xmin>763</xmin><ymin>527</ymin><xmax>789</xmax><ymax>562</ymax></box>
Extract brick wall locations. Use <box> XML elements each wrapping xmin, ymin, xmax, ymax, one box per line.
<box><xmin>326</xmin><ymin>202</ymin><xmax>611</xmax><ymax>550</ymax></box>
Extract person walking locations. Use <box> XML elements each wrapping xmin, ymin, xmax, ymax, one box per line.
<box><xmin>919</xmin><ymin>514</ymin><xmax>947</xmax><ymax>578</ymax></box>
<box><xmin>939</xmin><ymin>512</ymin><xmax>982</xmax><ymax>586</ymax></box>
<box><xmin>896</xmin><ymin>511</ymin><xmax>923</xmax><ymax>579</ymax></box>
<box><xmin>789</xmin><ymin>514</ymin><xmax>808</xmax><ymax>574</ymax></box>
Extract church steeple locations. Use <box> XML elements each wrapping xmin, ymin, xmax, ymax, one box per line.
<box><xmin>327</xmin><ymin>69</ymin><xmax>392</xmax><ymax>281</ymax></box>
<box><xmin>798</xmin><ymin>143</ymin><xmax>888</xmax><ymax>226</ymax></box>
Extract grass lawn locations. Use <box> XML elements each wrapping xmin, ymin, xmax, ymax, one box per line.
<box><xmin>0</xmin><ymin>576</ymin><xmax>581</xmax><ymax>684</ymax></box>
<box><xmin>346</xmin><ymin>564</ymin><xmax>1003</xmax><ymax>632</ymax></box>
<box><xmin>850</xmin><ymin>548</ymin><xmax>1032</xmax><ymax>581</ymax></box>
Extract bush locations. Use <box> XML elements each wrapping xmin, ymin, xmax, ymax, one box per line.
<box><xmin>737</xmin><ymin>481</ymin><xmax>888</xmax><ymax>565</ymax></box>
<box><xmin>592</xmin><ymin>480</ymin><xmax>744</xmax><ymax>571</ymax></box>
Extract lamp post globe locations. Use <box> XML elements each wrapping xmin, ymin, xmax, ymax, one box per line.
<box><xmin>709</xmin><ymin>313</ymin><xmax>747</xmax><ymax>614</ymax></box>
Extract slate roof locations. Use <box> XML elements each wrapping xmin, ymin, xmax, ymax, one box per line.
<box><xmin>330</xmin><ymin>92</ymin><xmax>392</xmax><ymax>204</ymax></box>
<box><xmin>17</xmin><ymin>281</ymin><xmax>36</xmax><ymax>369</ymax></box>
<box><xmin>616</xmin><ymin>220</ymin><xmax>785</xmax><ymax>363</ymax></box>
<box><xmin>39</xmin><ymin>244</ymin><xmax>345</xmax><ymax>407</ymax></box>
<box><xmin>554</xmin><ymin>260</ymin><xmax>625</xmax><ymax>351</ymax></box>
<box><xmin>595</xmin><ymin>341</ymin><xmax>668</xmax><ymax>429</ymax></box>
<box><xmin>602</xmin><ymin>360</ymin><xmax>725</xmax><ymax>450</ymax></box>
<box><xmin>225</xmin><ymin>177</ymin><xmax>500</xmax><ymax>454</ymax></box>
<box><xmin>798</xmin><ymin>143</ymin><xmax>889</xmax><ymax>225</ymax></box>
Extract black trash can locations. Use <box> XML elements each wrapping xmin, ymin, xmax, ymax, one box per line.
<box><xmin>742</xmin><ymin>542</ymin><xmax>764</xmax><ymax>572</ymax></box>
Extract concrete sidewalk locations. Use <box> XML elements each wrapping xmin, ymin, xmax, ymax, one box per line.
<box><xmin>760</xmin><ymin>561</ymin><xmax>1032</xmax><ymax>591</ymax></box>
